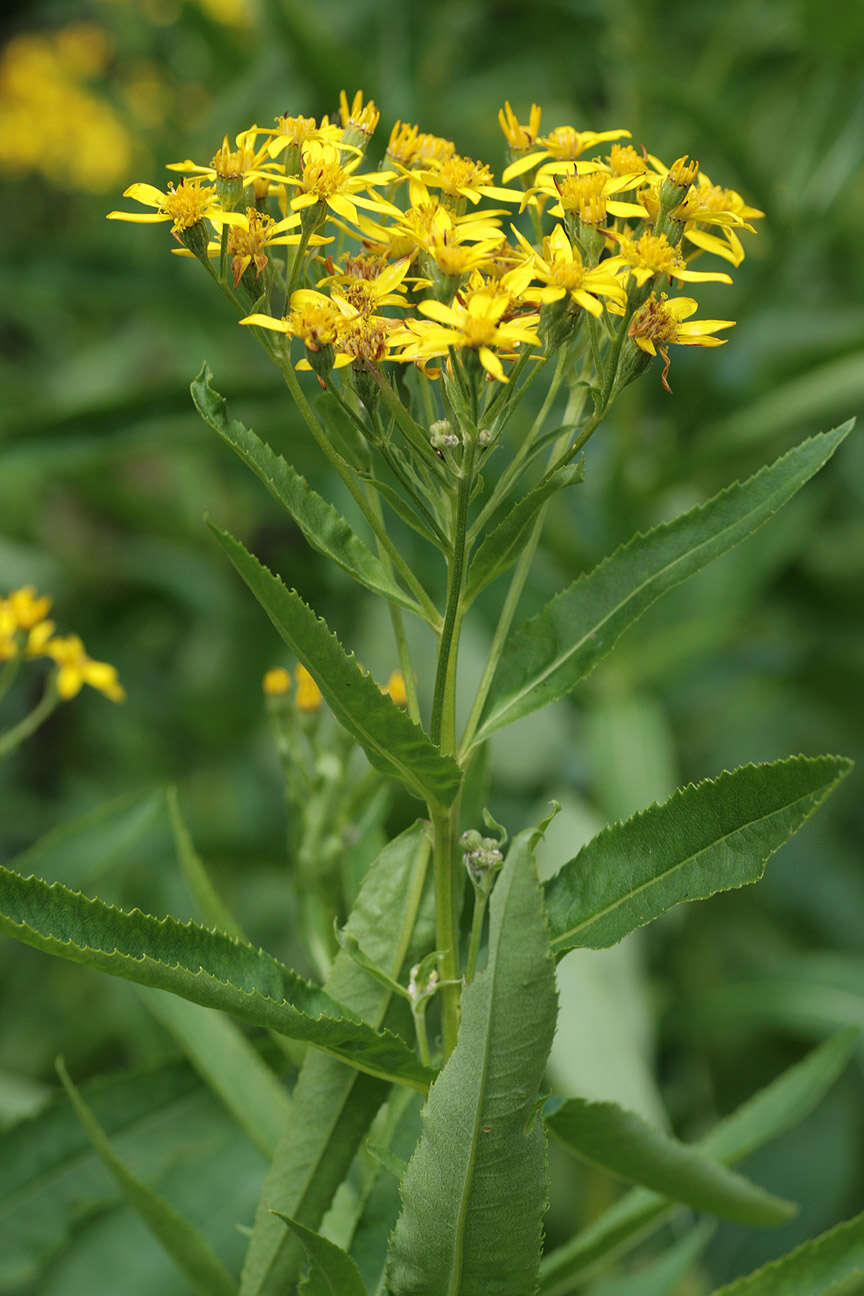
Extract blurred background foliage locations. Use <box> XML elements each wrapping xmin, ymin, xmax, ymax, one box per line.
<box><xmin>0</xmin><ymin>0</ymin><xmax>863</xmax><ymax>1291</ymax></box>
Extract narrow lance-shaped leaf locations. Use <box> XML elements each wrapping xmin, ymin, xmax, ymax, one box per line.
<box><xmin>477</xmin><ymin>421</ymin><xmax>853</xmax><ymax>740</ymax></box>
<box><xmin>241</xmin><ymin>823</ymin><xmax>435</xmax><ymax>1296</ymax></box>
<box><xmin>546</xmin><ymin>1097</ymin><xmax>794</xmax><ymax>1225</ymax></box>
<box><xmin>191</xmin><ymin>365</ymin><xmax>422</xmax><ymax>617</ymax></box>
<box><xmin>545</xmin><ymin>755</ymin><xmax>852</xmax><ymax>958</ymax></box>
<box><xmin>56</xmin><ymin>1059</ymin><xmax>237</xmax><ymax>1296</ymax></box>
<box><xmin>385</xmin><ymin>827</ymin><xmax>558</xmax><ymax>1296</ymax></box>
<box><xmin>538</xmin><ymin>1030</ymin><xmax>858</xmax><ymax>1296</ymax></box>
<box><xmin>209</xmin><ymin>523</ymin><xmax>462</xmax><ymax>808</ymax></box>
<box><xmin>271</xmin><ymin>1215</ymin><xmax>368</xmax><ymax>1296</ymax></box>
<box><xmin>0</xmin><ymin>866</ymin><xmax>432</xmax><ymax>1091</ymax></box>
<box><xmin>709</xmin><ymin>1209</ymin><xmax>864</xmax><ymax>1296</ymax></box>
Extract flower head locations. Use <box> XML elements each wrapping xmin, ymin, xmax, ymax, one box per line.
<box><xmin>513</xmin><ymin>223</ymin><xmax>625</xmax><ymax>316</ymax></box>
<box><xmin>46</xmin><ymin>634</ymin><xmax>125</xmax><ymax>702</ymax></box>
<box><xmin>613</xmin><ymin>229</ymin><xmax>732</xmax><ymax>288</ymax></box>
<box><xmin>627</xmin><ymin>292</ymin><xmax>735</xmax><ymax>390</ymax></box>
<box><xmin>503</xmin><ymin>123</ymin><xmax>631</xmax><ymax>183</ymax></box>
<box><xmin>107</xmin><ymin>177</ymin><xmax>223</xmax><ymax>239</ymax></box>
<box><xmin>498</xmin><ymin>100</ymin><xmax>542</xmax><ymax>153</ymax></box>
<box><xmin>282</xmin><ymin>141</ymin><xmax>398</xmax><ymax>227</ymax></box>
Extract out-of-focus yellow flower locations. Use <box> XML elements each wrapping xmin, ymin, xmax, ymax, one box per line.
<box><xmin>0</xmin><ymin>25</ymin><xmax>134</xmax><ymax>192</ymax></box>
<box><xmin>383</xmin><ymin>670</ymin><xmax>408</xmax><ymax>708</ymax></box>
<box><xmin>108</xmin><ymin>178</ymin><xmax>225</xmax><ymax>238</ymax></box>
<box><xmin>295</xmin><ymin>664</ymin><xmax>322</xmax><ymax>712</ymax></box>
<box><xmin>263</xmin><ymin>667</ymin><xmax>292</xmax><ymax>696</ymax></box>
<box><xmin>46</xmin><ymin>634</ymin><xmax>125</xmax><ymax>702</ymax></box>
<box><xmin>7</xmin><ymin>586</ymin><xmax>52</xmax><ymax>630</ymax></box>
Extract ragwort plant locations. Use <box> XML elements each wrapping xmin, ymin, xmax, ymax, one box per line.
<box><xmin>0</xmin><ymin>92</ymin><xmax>859</xmax><ymax>1295</ymax></box>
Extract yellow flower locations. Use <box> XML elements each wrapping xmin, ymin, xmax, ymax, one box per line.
<box><xmin>107</xmin><ymin>178</ymin><xmax>223</xmax><ymax>238</ymax></box>
<box><xmin>280</xmin><ymin>141</ymin><xmax>399</xmax><ymax>227</ymax></box>
<box><xmin>627</xmin><ymin>293</ymin><xmax>735</xmax><ymax>390</ymax></box>
<box><xmin>354</xmin><ymin>201</ymin><xmax>506</xmax><ymax>265</ymax></box>
<box><xmin>605</xmin><ymin>142</ymin><xmax>651</xmax><ymax>182</ymax></box>
<box><xmin>204</xmin><ymin>206</ymin><xmax>329</xmax><ymax>288</ymax></box>
<box><xmin>166</xmin><ymin>127</ymin><xmax>272</xmax><ymax>194</ymax></box>
<box><xmin>382</xmin><ymin>670</ymin><xmax>408</xmax><ymax>707</ymax></box>
<box><xmin>241</xmin><ymin>289</ymin><xmax>360</xmax><ymax>374</ymax></box>
<box><xmin>512</xmin><ymin>223</ymin><xmax>626</xmax><ymax>316</ymax></box>
<box><xmin>391</xmin><ymin>270</ymin><xmax>541</xmax><ymax>382</ymax></box>
<box><xmin>338</xmin><ymin>89</ymin><xmax>379</xmax><ymax>142</ymax></box>
<box><xmin>640</xmin><ymin>164</ymin><xmax>764</xmax><ymax>265</ymax></box>
<box><xmin>316</xmin><ymin>254</ymin><xmax>412</xmax><ymax>316</ymax></box>
<box><xmin>535</xmin><ymin>167</ymin><xmax>649</xmax><ymax>225</ymax></box>
<box><xmin>295</xmin><ymin>663</ymin><xmax>322</xmax><ymax>712</ymax></box>
<box><xmin>613</xmin><ymin>230</ymin><xmax>732</xmax><ymax>288</ymax></box>
<box><xmin>503</xmin><ymin>123</ymin><xmax>631</xmax><ymax>183</ymax></box>
<box><xmin>7</xmin><ymin>586</ymin><xmax>52</xmax><ymax>629</ymax></box>
<box><xmin>262</xmin><ymin>667</ymin><xmax>292</xmax><ymax>696</ymax></box>
<box><xmin>405</xmin><ymin>154</ymin><xmax>522</xmax><ymax>210</ymax></box>
<box><xmin>498</xmin><ymin>100</ymin><xmax>542</xmax><ymax>152</ymax></box>
<box><xmin>385</xmin><ymin>121</ymin><xmax>455</xmax><ymax>169</ymax></box>
<box><xmin>47</xmin><ymin>634</ymin><xmax>125</xmax><ymax>702</ymax></box>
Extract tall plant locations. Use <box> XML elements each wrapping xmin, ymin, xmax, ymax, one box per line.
<box><xmin>0</xmin><ymin>92</ymin><xmax>858</xmax><ymax>1294</ymax></box>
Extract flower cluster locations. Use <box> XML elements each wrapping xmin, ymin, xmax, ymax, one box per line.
<box><xmin>109</xmin><ymin>93</ymin><xmax>760</xmax><ymax>402</ymax></box>
<box><xmin>0</xmin><ymin>586</ymin><xmax>125</xmax><ymax>703</ymax></box>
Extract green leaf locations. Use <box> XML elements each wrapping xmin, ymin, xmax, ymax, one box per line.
<box><xmin>476</xmin><ymin>421</ymin><xmax>853</xmax><ymax>740</ymax></box>
<box><xmin>209</xmin><ymin>522</ymin><xmax>462</xmax><ymax>807</ymax></box>
<box><xmin>241</xmin><ymin>823</ymin><xmax>435</xmax><ymax>1296</ymax></box>
<box><xmin>709</xmin><ymin>1210</ymin><xmax>864</xmax><ymax>1295</ymax></box>
<box><xmin>191</xmin><ymin>365</ymin><xmax>421</xmax><ymax>616</ymax></box>
<box><xmin>55</xmin><ymin>1058</ymin><xmax>237</xmax><ymax>1296</ymax></box>
<box><xmin>0</xmin><ymin>866</ymin><xmax>431</xmax><ymax>1091</ymax></box>
<box><xmin>167</xmin><ymin>786</ymin><xmax>245</xmax><ymax>940</ymax></box>
<box><xmin>538</xmin><ymin>1030</ymin><xmax>858</xmax><ymax>1295</ymax></box>
<box><xmin>466</xmin><ymin>466</ymin><xmax>580</xmax><ymax>605</ymax></box>
<box><xmin>587</xmin><ymin>1221</ymin><xmax>714</xmax><ymax>1296</ymax></box>
<box><xmin>546</xmin><ymin>1097</ymin><xmax>794</xmax><ymax>1225</ymax></box>
<box><xmin>385</xmin><ymin>828</ymin><xmax>558</xmax><ymax>1296</ymax></box>
<box><xmin>137</xmin><ymin>988</ymin><xmax>292</xmax><ymax>1157</ymax></box>
<box><xmin>0</xmin><ymin>1060</ymin><xmax>200</xmax><ymax>1286</ymax></box>
<box><xmin>545</xmin><ymin>755</ymin><xmax>852</xmax><ymax>957</ymax></box>
<box><xmin>271</xmin><ymin>1215</ymin><xmax>368</xmax><ymax>1296</ymax></box>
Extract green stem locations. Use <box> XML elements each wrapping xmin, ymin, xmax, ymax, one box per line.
<box><xmin>459</xmin><ymin>387</ymin><xmax>588</xmax><ymax>757</ymax></box>
<box><xmin>286</xmin><ymin>222</ymin><xmax>313</xmax><ymax>298</ymax></box>
<box><xmin>464</xmin><ymin>890</ymin><xmax>488</xmax><ymax>984</ymax></box>
<box><xmin>363</xmin><ymin>480</ymin><xmax>423</xmax><ymax>726</ymax></box>
<box><xmin>278</xmin><ymin>358</ymin><xmax>441</xmax><ymax>626</ymax></box>
<box><xmin>0</xmin><ymin>674</ymin><xmax>59</xmax><ymax>760</ymax></box>
<box><xmin>0</xmin><ymin>650</ymin><xmax>22</xmax><ymax>706</ymax></box>
<box><xmin>430</xmin><ymin>800</ymin><xmax>461</xmax><ymax>1059</ymax></box>
<box><xmin>430</xmin><ymin>437</ymin><xmax>476</xmax><ymax>753</ymax></box>
<box><xmin>413</xmin><ymin>1003</ymin><xmax>433</xmax><ymax>1068</ymax></box>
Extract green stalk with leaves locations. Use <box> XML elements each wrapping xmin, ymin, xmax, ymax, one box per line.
<box><xmin>0</xmin><ymin>91</ymin><xmax>859</xmax><ymax>1295</ymax></box>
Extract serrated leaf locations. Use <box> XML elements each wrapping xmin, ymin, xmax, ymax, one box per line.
<box><xmin>709</xmin><ymin>1210</ymin><xmax>864</xmax><ymax>1295</ymax></box>
<box><xmin>477</xmin><ymin>421</ymin><xmax>853</xmax><ymax>740</ymax></box>
<box><xmin>385</xmin><ymin>828</ymin><xmax>557</xmax><ymax>1296</ymax></box>
<box><xmin>0</xmin><ymin>866</ymin><xmax>431</xmax><ymax>1091</ymax></box>
<box><xmin>538</xmin><ymin>1031</ymin><xmax>858</xmax><ymax>1295</ymax></box>
<box><xmin>241</xmin><ymin>824</ymin><xmax>435</xmax><ymax>1296</ymax></box>
<box><xmin>271</xmin><ymin>1215</ymin><xmax>368</xmax><ymax>1296</ymax></box>
<box><xmin>466</xmin><ymin>466</ymin><xmax>580</xmax><ymax>604</ymax></box>
<box><xmin>545</xmin><ymin>755</ymin><xmax>851</xmax><ymax>957</ymax></box>
<box><xmin>209</xmin><ymin>522</ymin><xmax>462</xmax><ymax>806</ymax></box>
<box><xmin>191</xmin><ymin>365</ymin><xmax>421</xmax><ymax>616</ymax></box>
<box><xmin>546</xmin><ymin>1097</ymin><xmax>794</xmax><ymax>1225</ymax></box>
<box><xmin>56</xmin><ymin>1059</ymin><xmax>237</xmax><ymax>1296</ymax></box>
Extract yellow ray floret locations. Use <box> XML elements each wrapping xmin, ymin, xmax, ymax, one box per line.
<box><xmin>107</xmin><ymin>178</ymin><xmax>225</xmax><ymax>237</ymax></box>
<box><xmin>503</xmin><ymin>123</ymin><xmax>631</xmax><ymax>183</ymax></box>
<box><xmin>512</xmin><ymin>224</ymin><xmax>626</xmax><ymax>316</ymax></box>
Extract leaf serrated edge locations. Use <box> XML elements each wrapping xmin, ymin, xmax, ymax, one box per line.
<box><xmin>478</xmin><ymin>421</ymin><xmax>854</xmax><ymax>738</ymax></box>
<box><xmin>546</xmin><ymin>754</ymin><xmax>853</xmax><ymax>954</ymax></box>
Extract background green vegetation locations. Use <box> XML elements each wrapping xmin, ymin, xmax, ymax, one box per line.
<box><xmin>0</xmin><ymin>0</ymin><xmax>862</xmax><ymax>1291</ymax></box>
